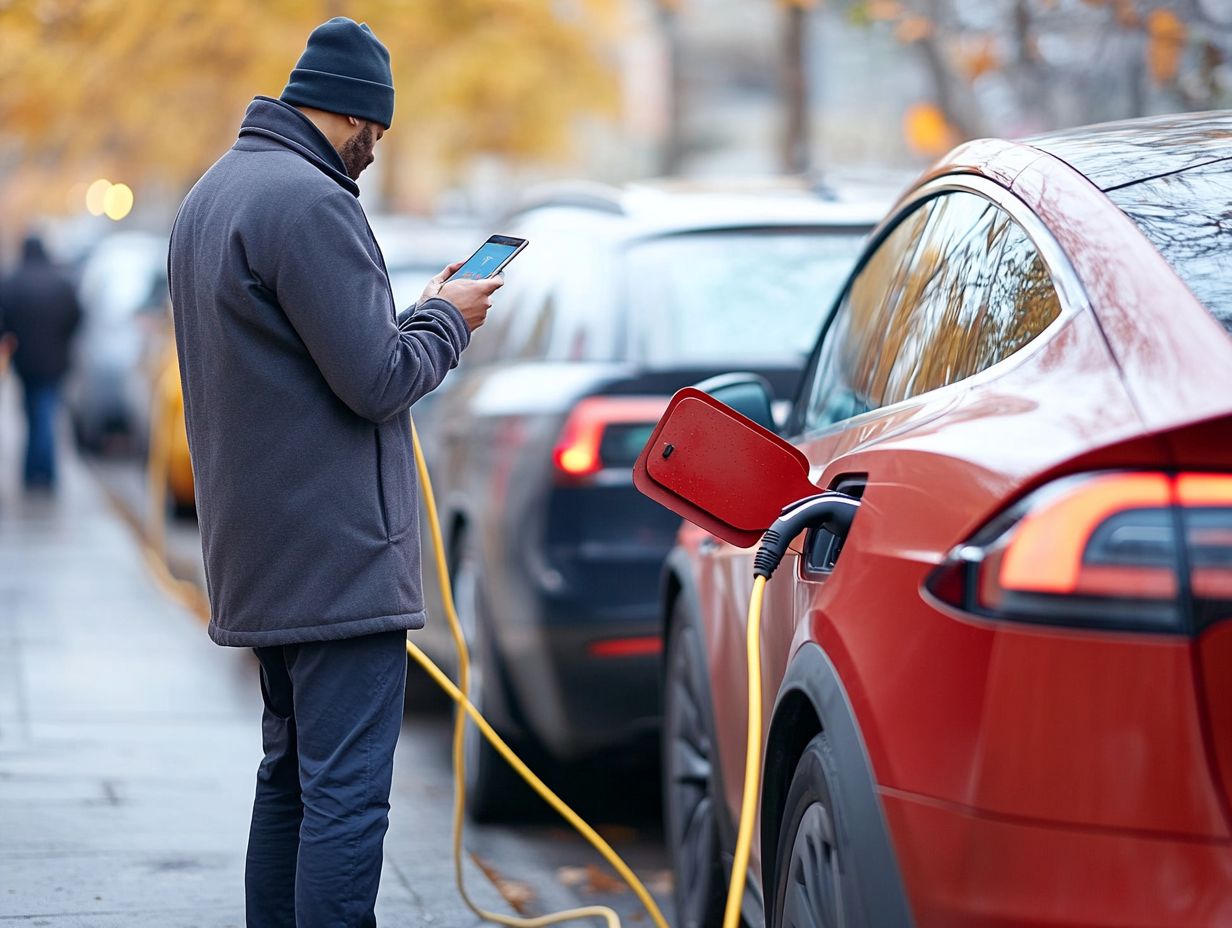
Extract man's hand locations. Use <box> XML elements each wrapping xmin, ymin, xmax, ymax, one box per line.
<box><xmin>438</xmin><ymin>276</ymin><xmax>503</xmax><ymax>333</ymax></box>
<box><xmin>418</xmin><ymin>262</ymin><xmax>463</xmax><ymax>304</ymax></box>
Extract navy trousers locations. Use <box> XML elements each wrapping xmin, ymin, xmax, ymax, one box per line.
<box><xmin>246</xmin><ymin>630</ymin><xmax>408</xmax><ymax>928</ymax></box>
<box><xmin>20</xmin><ymin>380</ymin><xmax>59</xmax><ymax>488</ymax></box>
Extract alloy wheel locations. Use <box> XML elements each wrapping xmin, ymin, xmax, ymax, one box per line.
<box><xmin>664</xmin><ymin>609</ymin><xmax>725</xmax><ymax>928</ymax></box>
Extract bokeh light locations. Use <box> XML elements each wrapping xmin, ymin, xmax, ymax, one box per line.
<box><xmin>103</xmin><ymin>182</ymin><xmax>134</xmax><ymax>221</ymax></box>
<box><xmin>85</xmin><ymin>178</ymin><xmax>111</xmax><ymax>216</ymax></box>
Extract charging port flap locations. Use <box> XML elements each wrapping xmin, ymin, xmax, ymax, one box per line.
<box><xmin>634</xmin><ymin>387</ymin><xmax>819</xmax><ymax>548</ymax></box>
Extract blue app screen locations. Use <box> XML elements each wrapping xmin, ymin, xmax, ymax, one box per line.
<box><xmin>451</xmin><ymin>242</ymin><xmax>518</xmax><ymax>280</ymax></box>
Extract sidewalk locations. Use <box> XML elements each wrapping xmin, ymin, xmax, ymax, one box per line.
<box><xmin>0</xmin><ymin>379</ymin><xmax>510</xmax><ymax>926</ymax></box>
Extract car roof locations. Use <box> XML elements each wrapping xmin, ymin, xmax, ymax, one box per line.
<box><xmin>1024</xmin><ymin>109</ymin><xmax>1232</xmax><ymax>191</ymax></box>
<box><xmin>507</xmin><ymin>177</ymin><xmax>893</xmax><ymax>241</ymax></box>
<box><xmin>366</xmin><ymin>215</ymin><xmax>483</xmax><ymax>271</ymax></box>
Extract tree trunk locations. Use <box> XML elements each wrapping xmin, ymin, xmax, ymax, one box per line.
<box><xmin>657</xmin><ymin>2</ymin><xmax>686</xmax><ymax>176</ymax></box>
<box><xmin>915</xmin><ymin>0</ymin><xmax>979</xmax><ymax>140</ymax></box>
<box><xmin>915</xmin><ymin>32</ymin><xmax>978</xmax><ymax>139</ymax></box>
<box><xmin>781</xmin><ymin>3</ymin><xmax>812</xmax><ymax>174</ymax></box>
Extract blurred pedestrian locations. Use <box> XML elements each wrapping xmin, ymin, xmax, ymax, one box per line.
<box><xmin>167</xmin><ymin>17</ymin><xmax>501</xmax><ymax>928</ymax></box>
<box><xmin>0</xmin><ymin>235</ymin><xmax>82</xmax><ymax>490</ymax></box>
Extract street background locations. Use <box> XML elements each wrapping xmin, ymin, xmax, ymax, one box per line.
<box><xmin>2</xmin><ymin>0</ymin><xmax>1231</xmax><ymax>925</ymax></box>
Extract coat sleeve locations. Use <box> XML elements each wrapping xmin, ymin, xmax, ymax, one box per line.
<box><xmin>273</xmin><ymin>191</ymin><xmax>471</xmax><ymax>424</ymax></box>
<box><xmin>396</xmin><ymin>302</ymin><xmax>417</xmax><ymax>327</ymax></box>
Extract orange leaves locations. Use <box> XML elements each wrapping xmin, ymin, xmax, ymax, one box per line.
<box><xmin>1147</xmin><ymin>8</ymin><xmax>1188</xmax><ymax>85</ymax></box>
<box><xmin>903</xmin><ymin>102</ymin><xmax>959</xmax><ymax>158</ymax></box>
<box><xmin>0</xmin><ymin>0</ymin><xmax>622</xmax><ymax>211</ymax></box>
<box><xmin>894</xmin><ymin>15</ymin><xmax>935</xmax><ymax>44</ymax></box>
<box><xmin>1112</xmin><ymin>0</ymin><xmax>1142</xmax><ymax>28</ymax></box>
<box><xmin>956</xmin><ymin>34</ymin><xmax>1001</xmax><ymax>80</ymax></box>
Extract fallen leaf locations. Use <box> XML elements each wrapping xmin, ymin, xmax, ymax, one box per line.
<box><xmin>471</xmin><ymin>853</ymin><xmax>538</xmax><ymax>915</ymax></box>
<box><xmin>589</xmin><ymin>864</ymin><xmax>628</xmax><ymax>894</ymax></box>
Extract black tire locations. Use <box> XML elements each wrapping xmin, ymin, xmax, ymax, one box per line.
<box><xmin>663</xmin><ymin>596</ymin><xmax>727</xmax><ymax>928</ymax></box>
<box><xmin>770</xmin><ymin>733</ymin><xmax>865</xmax><ymax>928</ymax></box>
<box><xmin>450</xmin><ymin>529</ymin><xmax>530</xmax><ymax>822</ymax></box>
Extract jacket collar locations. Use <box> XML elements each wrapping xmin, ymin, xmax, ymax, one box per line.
<box><xmin>236</xmin><ymin>96</ymin><xmax>359</xmax><ymax>197</ymax></box>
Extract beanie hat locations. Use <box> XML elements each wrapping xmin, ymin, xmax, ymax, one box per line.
<box><xmin>280</xmin><ymin>17</ymin><xmax>395</xmax><ymax>128</ymax></box>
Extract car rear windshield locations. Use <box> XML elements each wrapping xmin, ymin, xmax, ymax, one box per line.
<box><xmin>625</xmin><ymin>228</ymin><xmax>867</xmax><ymax>366</ymax></box>
<box><xmin>1105</xmin><ymin>158</ymin><xmax>1232</xmax><ymax>336</ymax></box>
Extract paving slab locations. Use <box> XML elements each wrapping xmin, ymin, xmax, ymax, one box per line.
<box><xmin>0</xmin><ymin>382</ymin><xmax>510</xmax><ymax>927</ymax></box>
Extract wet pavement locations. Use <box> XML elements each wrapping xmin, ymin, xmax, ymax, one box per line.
<box><xmin>0</xmin><ymin>381</ymin><xmax>672</xmax><ymax>927</ymax></box>
<box><xmin>0</xmin><ymin>386</ymin><xmax>512</xmax><ymax>926</ymax></box>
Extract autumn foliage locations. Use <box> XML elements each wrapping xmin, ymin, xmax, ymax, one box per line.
<box><xmin>0</xmin><ymin>0</ymin><xmax>620</xmax><ymax>215</ymax></box>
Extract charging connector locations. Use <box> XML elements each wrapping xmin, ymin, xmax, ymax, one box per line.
<box><xmin>753</xmin><ymin>492</ymin><xmax>861</xmax><ymax>579</ymax></box>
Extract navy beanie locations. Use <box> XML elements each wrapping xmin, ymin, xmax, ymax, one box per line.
<box><xmin>281</xmin><ymin>17</ymin><xmax>395</xmax><ymax>128</ymax></box>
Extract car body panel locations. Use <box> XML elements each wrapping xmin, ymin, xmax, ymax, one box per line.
<box><xmin>1008</xmin><ymin>151</ymin><xmax>1232</xmax><ymax>430</ymax></box>
<box><xmin>1024</xmin><ymin>110</ymin><xmax>1232</xmax><ymax>191</ymax></box>
<box><xmin>664</xmin><ymin>113</ymin><xmax>1232</xmax><ymax>925</ymax></box>
<box><xmin>883</xmin><ymin>792</ymin><xmax>1232</xmax><ymax>928</ymax></box>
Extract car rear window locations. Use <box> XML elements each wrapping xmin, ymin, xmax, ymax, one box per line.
<box><xmin>1105</xmin><ymin>159</ymin><xmax>1232</xmax><ymax>336</ymax></box>
<box><xmin>625</xmin><ymin>229</ymin><xmax>868</xmax><ymax>366</ymax></box>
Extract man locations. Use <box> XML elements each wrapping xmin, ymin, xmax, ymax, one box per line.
<box><xmin>167</xmin><ymin>18</ymin><xmax>501</xmax><ymax>927</ymax></box>
<box><xmin>0</xmin><ymin>235</ymin><xmax>83</xmax><ymax>490</ymax></box>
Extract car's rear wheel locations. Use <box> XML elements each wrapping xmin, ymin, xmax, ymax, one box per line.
<box><xmin>663</xmin><ymin>596</ymin><xmax>727</xmax><ymax>928</ymax></box>
<box><xmin>770</xmin><ymin>733</ymin><xmax>864</xmax><ymax>928</ymax></box>
<box><xmin>451</xmin><ymin>529</ymin><xmax>528</xmax><ymax>822</ymax></box>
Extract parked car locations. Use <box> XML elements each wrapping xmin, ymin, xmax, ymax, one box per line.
<box><xmin>367</xmin><ymin>215</ymin><xmax>483</xmax><ymax>312</ymax></box>
<box><xmin>410</xmin><ymin>181</ymin><xmax>887</xmax><ymax>819</ymax></box>
<box><xmin>655</xmin><ymin>111</ymin><xmax>1232</xmax><ymax>928</ymax></box>
<box><xmin>148</xmin><ymin>343</ymin><xmax>196</xmax><ymax>518</ymax></box>
<box><xmin>66</xmin><ymin>232</ymin><xmax>169</xmax><ymax>454</ymax></box>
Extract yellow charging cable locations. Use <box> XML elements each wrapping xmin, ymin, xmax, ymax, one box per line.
<box><xmin>138</xmin><ymin>403</ymin><xmax>767</xmax><ymax>928</ymax></box>
<box><xmin>723</xmin><ymin>575</ymin><xmax>767</xmax><ymax>928</ymax></box>
<box><xmin>407</xmin><ymin>418</ymin><xmax>672</xmax><ymax>928</ymax></box>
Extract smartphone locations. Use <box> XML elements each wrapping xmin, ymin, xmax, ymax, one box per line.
<box><xmin>447</xmin><ymin>235</ymin><xmax>528</xmax><ymax>281</ymax></box>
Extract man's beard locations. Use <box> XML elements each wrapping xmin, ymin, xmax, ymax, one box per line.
<box><xmin>340</xmin><ymin>123</ymin><xmax>376</xmax><ymax>180</ymax></box>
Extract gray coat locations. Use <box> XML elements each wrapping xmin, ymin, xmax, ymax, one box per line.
<box><xmin>168</xmin><ymin>96</ymin><xmax>470</xmax><ymax>647</ymax></box>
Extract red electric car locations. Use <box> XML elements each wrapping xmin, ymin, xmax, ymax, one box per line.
<box><xmin>654</xmin><ymin>111</ymin><xmax>1232</xmax><ymax>928</ymax></box>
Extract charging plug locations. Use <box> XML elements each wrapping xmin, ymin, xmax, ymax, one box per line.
<box><xmin>752</xmin><ymin>492</ymin><xmax>861</xmax><ymax>580</ymax></box>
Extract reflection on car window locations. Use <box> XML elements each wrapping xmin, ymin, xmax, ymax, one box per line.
<box><xmin>982</xmin><ymin>224</ymin><xmax>1061</xmax><ymax>367</ymax></box>
<box><xmin>1105</xmin><ymin>159</ymin><xmax>1232</xmax><ymax>336</ymax></box>
<box><xmin>625</xmin><ymin>230</ymin><xmax>867</xmax><ymax>366</ymax></box>
<box><xmin>803</xmin><ymin>206</ymin><xmax>929</xmax><ymax>427</ymax></box>
<box><xmin>801</xmin><ymin>190</ymin><xmax>1062</xmax><ymax>434</ymax></box>
<box><xmin>881</xmin><ymin>194</ymin><xmax>1005</xmax><ymax>403</ymax></box>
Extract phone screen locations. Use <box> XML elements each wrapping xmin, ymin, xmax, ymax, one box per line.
<box><xmin>450</xmin><ymin>241</ymin><xmax>520</xmax><ymax>281</ymax></box>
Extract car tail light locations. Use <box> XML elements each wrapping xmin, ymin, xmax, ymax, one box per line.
<box><xmin>552</xmin><ymin>396</ymin><xmax>668</xmax><ymax>479</ymax></box>
<box><xmin>1179</xmin><ymin>474</ymin><xmax>1232</xmax><ymax>630</ymax></box>
<box><xmin>927</xmin><ymin>472</ymin><xmax>1232</xmax><ymax>634</ymax></box>
<box><xmin>587</xmin><ymin>635</ymin><xmax>664</xmax><ymax>658</ymax></box>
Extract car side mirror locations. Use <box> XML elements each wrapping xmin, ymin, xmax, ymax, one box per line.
<box><xmin>633</xmin><ymin>387</ymin><xmax>819</xmax><ymax>548</ymax></box>
<box><xmin>693</xmin><ymin>372</ymin><xmax>776</xmax><ymax>433</ymax></box>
